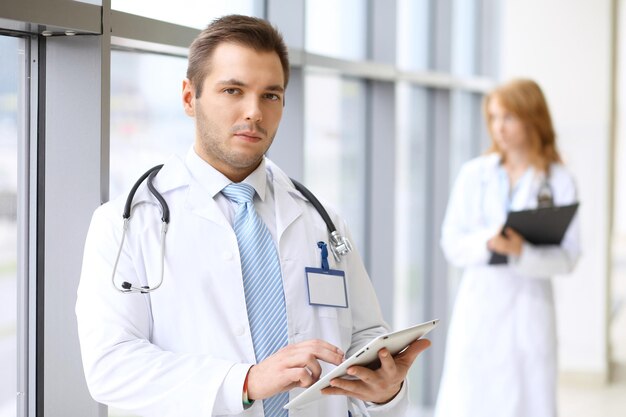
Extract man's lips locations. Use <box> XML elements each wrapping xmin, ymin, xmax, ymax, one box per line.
<box><xmin>234</xmin><ymin>131</ymin><xmax>263</xmax><ymax>141</ymax></box>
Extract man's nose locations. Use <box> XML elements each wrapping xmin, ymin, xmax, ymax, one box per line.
<box><xmin>244</xmin><ymin>98</ymin><xmax>262</xmax><ymax>122</ymax></box>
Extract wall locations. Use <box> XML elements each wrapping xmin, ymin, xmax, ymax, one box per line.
<box><xmin>500</xmin><ymin>0</ymin><xmax>614</xmax><ymax>381</ymax></box>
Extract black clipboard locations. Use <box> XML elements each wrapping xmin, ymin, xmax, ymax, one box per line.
<box><xmin>489</xmin><ymin>203</ymin><xmax>579</xmax><ymax>265</ymax></box>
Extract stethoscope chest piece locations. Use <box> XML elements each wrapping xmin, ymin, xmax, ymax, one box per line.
<box><xmin>537</xmin><ymin>177</ymin><xmax>554</xmax><ymax>208</ymax></box>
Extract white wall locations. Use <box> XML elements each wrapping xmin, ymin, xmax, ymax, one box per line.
<box><xmin>500</xmin><ymin>0</ymin><xmax>613</xmax><ymax>380</ymax></box>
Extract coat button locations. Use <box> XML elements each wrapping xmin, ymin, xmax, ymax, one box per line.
<box><xmin>222</xmin><ymin>251</ymin><xmax>233</xmax><ymax>260</ymax></box>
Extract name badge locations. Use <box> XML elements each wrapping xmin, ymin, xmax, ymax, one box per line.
<box><xmin>305</xmin><ymin>267</ymin><xmax>348</xmax><ymax>308</ymax></box>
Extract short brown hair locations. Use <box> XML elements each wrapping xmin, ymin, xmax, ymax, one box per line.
<box><xmin>187</xmin><ymin>14</ymin><xmax>290</xmax><ymax>98</ymax></box>
<box><xmin>484</xmin><ymin>78</ymin><xmax>562</xmax><ymax>172</ymax></box>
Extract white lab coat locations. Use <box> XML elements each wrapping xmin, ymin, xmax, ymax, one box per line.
<box><xmin>76</xmin><ymin>154</ymin><xmax>407</xmax><ymax>417</ymax></box>
<box><xmin>434</xmin><ymin>153</ymin><xmax>580</xmax><ymax>417</ymax></box>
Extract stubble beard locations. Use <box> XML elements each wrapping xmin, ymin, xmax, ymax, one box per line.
<box><xmin>195</xmin><ymin>104</ymin><xmax>275</xmax><ymax>171</ymax></box>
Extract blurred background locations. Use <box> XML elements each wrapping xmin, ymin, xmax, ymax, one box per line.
<box><xmin>0</xmin><ymin>0</ymin><xmax>624</xmax><ymax>416</ymax></box>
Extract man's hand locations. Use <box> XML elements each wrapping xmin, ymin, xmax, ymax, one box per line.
<box><xmin>246</xmin><ymin>339</ymin><xmax>344</xmax><ymax>401</ymax></box>
<box><xmin>487</xmin><ymin>227</ymin><xmax>524</xmax><ymax>256</ymax></box>
<box><xmin>321</xmin><ymin>338</ymin><xmax>431</xmax><ymax>404</ymax></box>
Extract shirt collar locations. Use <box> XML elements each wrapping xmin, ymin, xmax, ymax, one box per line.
<box><xmin>185</xmin><ymin>146</ymin><xmax>268</xmax><ymax>201</ymax></box>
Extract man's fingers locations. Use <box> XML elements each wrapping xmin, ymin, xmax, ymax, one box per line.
<box><xmin>290</xmin><ymin>339</ymin><xmax>344</xmax><ymax>366</ymax></box>
<box><xmin>248</xmin><ymin>339</ymin><xmax>344</xmax><ymax>400</ymax></box>
<box><xmin>377</xmin><ymin>348</ymin><xmax>397</xmax><ymax>374</ymax></box>
<box><xmin>284</xmin><ymin>367</ymin><xmax>316</xmax><ymax>387</ymax></box>
<box><xmin>323</xmin><ymin>379</ymin><xmax>364</xmax><ymax>400</ymax></box>
<box><xmin>395</xmin><ymin>338</ymin><xmax>431</xmax><ymax>367</ymax></box>
<box><xmin>284</xmin><ymin>354</ymin><xmax>322</xmax><ymax>380</ymax></box>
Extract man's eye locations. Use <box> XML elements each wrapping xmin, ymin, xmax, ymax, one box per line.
<box><xmin>264</xmin><ymin>93</ymin><xmax>280</xmax><ymax>101</ymax></box>
<box><xmin>224</xmin><ymin>88</ymin><xmax>240</xmax><ymax>95</ymax></box>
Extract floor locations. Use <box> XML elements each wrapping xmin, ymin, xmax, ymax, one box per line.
<box><xmin>557</xmin><ymin>253</ymin><xmax>626</xmax><ymax>417</ymax></box>
<box><xmin>557</xmin><ymin>366</ymin><xmax>626</xmax><ymax>417</ymax></box>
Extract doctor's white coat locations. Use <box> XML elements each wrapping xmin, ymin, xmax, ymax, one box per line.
<box><xmin>434</xmin><ymin>154</ymin><xmax>580</xmax><ymax>417</ymax></box>
<box><xmin>76</xmin><ymin>155</ymin><xmax>405</xmax><ymax>417</ymax></box>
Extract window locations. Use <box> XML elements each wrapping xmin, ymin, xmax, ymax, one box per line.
<box><xmin>110</xmin><ymin>50</ymin><xmax>194</xmax><ymax>199</ymax></box>
<box><xmin>397</xmin><ymin>0</ymin><xmax>433</xmax><ymax>70</ymax></box>
<box><xmin>394</xmin><ymin>83</ymin><xmax>433</xmax><ymax>409</ymax></box>
<box><xmin>0</xmin><ymin>34</ymin><xmax>20</xmax><ymax>417</ymax></box>
<box><xmin>303</xmin><ymin>73</ymin><xmax>367</xmax><ymax>253</ymax></box>
<box><xmin>451</xmin><ymin>0</ymin><xmax>479</xmax><ymax>76</ymax></box>
<box><xmin>305</xmin><ymin>0</ymin><xmax>367</xmax><ymax>60</ymax></box>
<box><xmin>449</xmin><ymin>91</ymin><xmax>483</xmax><ymax>185</ymax></box>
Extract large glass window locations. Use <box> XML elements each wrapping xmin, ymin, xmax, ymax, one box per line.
<box><xmin>303</xmin><ymin>73</ymin><xmax>367</xmax><ymax>253</ymax></box>
<box><xmin>397</xmin><ymin>0</ymin><xmax>433</xmax><ymax>70</ymax></box>
<box><xmin>305</xmin><ymin>0</ymin><xmax>367</xmax><ymax>60</ymax></box>
<box><xmin>0</xmin><ymin>34</ymin><xmax>19</xmax><ymax>417</ymax></box>
<box><xmin>451</xmin><ymin>0</ymin><xmax>479</xmax><ymax>76</ymax></box>
<box><xmin>449</xmin><ymin>91</ymin><xmax>483</xmax><ymax>187</ymax></box>
<box><xmin>394</xmin><ymin>83</ymin><xmax>432</xmax><ymax>410</ymax></box>
<box><xmin>446</xmin><ymin>90</ymin><xmax>485</xmax><ymax>311</ymax></box>
<box><xmin>110</xmin><ymin>50</ymin><xmax>194</xmax><ymax>200</ymax></box>
<box><xmin>111</xmin><ymin>0</ymin><xmax>263</xmax><ymax>29</ymax></box>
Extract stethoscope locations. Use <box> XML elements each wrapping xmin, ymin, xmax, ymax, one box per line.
<box><xmin>112</xmin><ymin>165</ymin><xmax>353</xmax><ymax>293</ymax></box>
<box><xmin>536</xmin><ymin>176</ymin><xmax>554</xmax><ymax>208</ymax></box>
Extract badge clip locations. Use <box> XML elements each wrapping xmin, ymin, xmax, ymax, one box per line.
<box><xmin>317</xmin><ymin>241</ymin><xmax>330</xmax><ymax>271</ymax></box>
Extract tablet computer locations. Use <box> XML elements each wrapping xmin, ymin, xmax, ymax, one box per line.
<box><xmin>284</xmin><ymin>319</ymin><xmax>439</xmax><ymax>409</ymax></box>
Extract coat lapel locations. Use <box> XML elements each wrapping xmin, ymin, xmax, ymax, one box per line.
<box><xmin>266</xmin><ymin>160</ymin><xmax>305</xmax><ymax>243</ymax></box>
<box><xmin>152</xmin><ymin>155</ymin><xmax>231</xmax><ymax>230</ymax></box>
<box><xmin>185</xmin><ymin>180</ymin><xmax>231</xmax><ymax>229</ymax></box>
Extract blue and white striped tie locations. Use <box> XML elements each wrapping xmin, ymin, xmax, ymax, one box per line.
<box><xmin>222</xmin><ymin>183</ymin><xmax>289</xmax><ymax>416</ymax></box>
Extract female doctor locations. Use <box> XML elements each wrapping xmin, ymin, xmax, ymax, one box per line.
<box><xmin>434</xmin><ymin>79</ymin><xmax>580</xmax><ymax>417</ymax></box>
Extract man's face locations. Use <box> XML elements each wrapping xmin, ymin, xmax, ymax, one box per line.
<box><xmin>182</xmin><ymin>42</ymin><xmax>285</xmax><ymax>181</ymax></box>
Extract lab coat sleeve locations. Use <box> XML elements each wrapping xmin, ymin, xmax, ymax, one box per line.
<box><xmin>336</xmin><ymin>220</ymin><xmax>410</xmax><ymax>416</ymax></box>
<box><xmin>363</xmin><ymin>380</ymin><xmax>409</xmax><ymax>416</ymax></box>
<box><xmin>76</xmin><ymin>205</ymin><xmax>245</xmax><ymax>416</ymax></box>
<box><xmin>440</xmin><ymin>163</ymin><xmax>499</xmax><ymax>267</ymax></box>
<box><xmin>511</xmin><ymin>169</ymin><xmax>581</xmax><ymax>278</ymax></box>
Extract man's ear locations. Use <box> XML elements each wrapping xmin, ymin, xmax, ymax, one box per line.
<box><xmin>182</xmin><ymin>78</ymin><xmax>195</xmax><ymax>117</ymax></box>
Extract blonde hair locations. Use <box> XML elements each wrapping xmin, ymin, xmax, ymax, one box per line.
<box><xmin>483</xmin><ymin>78</ymin><xmax>562</xmax><ymax>172</ymax></box>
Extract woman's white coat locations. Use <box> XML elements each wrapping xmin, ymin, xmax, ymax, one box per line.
<box><xmin>434</xmin><ymin>153</ymin><xmax>580</xmax><ymax>417</ymax></box>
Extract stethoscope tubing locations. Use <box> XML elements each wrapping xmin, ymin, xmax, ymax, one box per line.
<box><xmin>112</xmin><ymin>165</ymin><xmax>351</xmax><ymax>293</ymax></box>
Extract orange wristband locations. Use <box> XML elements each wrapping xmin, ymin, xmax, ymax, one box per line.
<box><xmin>242</xmin><ymin>368</ymin><xmax>254</xmax><ymax>407</ymax></box>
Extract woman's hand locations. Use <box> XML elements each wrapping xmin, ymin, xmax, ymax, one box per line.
<box><xmin>487</xmin><ymin>227</ymin><xmax>524</xmax><ymax>256</ymax></box>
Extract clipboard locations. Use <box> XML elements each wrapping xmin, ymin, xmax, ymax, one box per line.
<box><xmin>489</xmin><ymin>202</ymin><xmax>579</xmax><ymax>265</ymax></box>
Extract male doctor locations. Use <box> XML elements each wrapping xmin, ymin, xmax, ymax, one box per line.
<box><xmin>76</xmin><ymin>14</ymin><xmax>430</xmax><ymax>417</ymax></box>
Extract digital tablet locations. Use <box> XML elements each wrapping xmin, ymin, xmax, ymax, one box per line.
<box><xmin>284</xmin><ymin>319</ymin><xmax>439</xmax><ymax>410</ymax></box>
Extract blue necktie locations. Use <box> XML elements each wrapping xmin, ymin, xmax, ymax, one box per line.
<box><xmin>222</xmin><ymin>183</ymin><xmax>289</xmax><ymax>416</ymax></box>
